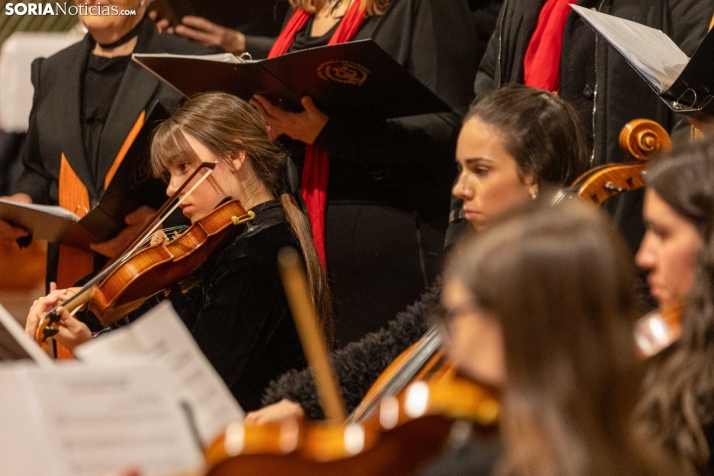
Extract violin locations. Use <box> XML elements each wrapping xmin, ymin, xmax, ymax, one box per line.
<box><xmin>634</xmin><ymin>302</ymin><xmax>683</xmax><ymax>358</ymax></box>
<box><xmin>205</xmin><ymin>375</ymin><xmax>498</xmax><ymax>476</ymax></box>
<box><xmin>570</xmin><ymin>118</ymin><xmax>671</xmax><ymax>205</ymax></box>
<box><xmin>35</xmin><ymin>163</ymin><xmax>256</xmax><ymax>350</ymax></box>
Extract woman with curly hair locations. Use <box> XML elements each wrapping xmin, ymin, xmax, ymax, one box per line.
<box><xmin>635</xmin><ymin>138</ymin><xmax>714</xmax><ymax>475</ymax></box>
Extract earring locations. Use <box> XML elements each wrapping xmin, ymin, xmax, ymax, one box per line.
<box><xmin>531</xmin><ymin>192</ymin><xmax>538</xmax><ymax>200</ymax></box>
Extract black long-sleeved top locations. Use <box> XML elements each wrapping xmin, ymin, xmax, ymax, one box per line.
<box><xmin>279</xmin><ymin>0</ymin><xmax>479</xmax><ymax>224</ymax></box>
<box><xmin>168</xmin><ymin>200</ymin><xmax>307</xmax><ymax>411</ymax></box>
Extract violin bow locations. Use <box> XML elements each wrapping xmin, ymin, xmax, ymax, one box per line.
<box><xmin>37</xmin><ymin>162</ymin><xmax>218</xmax><ymax>344</ymax></box>
<box><xmin>278</xmin><ymin>246</ymin><xmax>348</xmax><ymax>423</ymax></box>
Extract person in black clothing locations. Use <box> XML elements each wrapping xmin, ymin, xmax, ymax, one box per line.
<box><xmin>471</xmin><ymin>0</ymin><xmax>713</xmax><ymax>253</ymax></box>
<box><xmin>635</xmin><ymin>139</ymin><xmax>714</xmax><ymax>475</ymax></box>
<box><xmin>0</xmin><ymin>0</ymin><xmax>216</xmax><ymax>292</ymax></box>
<box><xmin>421</xmin><ymin>198</ymin><xmax>678</xmax><ymax>476</ymax></box>
<box><xmin>25</xmin><ymin>92</ymin><xmax>334</xmax><ymax>411</ymax></box>
<box><xmin>247</xmin><ymin>85</ymin><xmax>590</xmax><ymax>423</ymax></box>
<box><xmin>248</xmin><ymin>0</ymin><xmax>479</xmax><ymax>345</ymax></box>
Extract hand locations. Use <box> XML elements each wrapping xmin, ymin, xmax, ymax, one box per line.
<box><xmin>244</xmin><ymin>399</ymin><xmax>305</xmax><ymax>425</ymax></box>
<box><xmin>0</xmin><ymin>193</ymin><xmax>31</xmax><ymax>243</ymax></box>
<box><xmin>148</xmin><ymin>10</ymin><xmax>172</xmax><ymax>33</ymax></box>
<box><xmin>25</xmin><ymin>283</ymin><xmax>70</xmax><ymax>339</ymax></box>
<box><xmin>90</xmin><ymin>206</ymin><xmax>155</xmax><ymax>258</ymax></box>
<box><xmin>171</xmin><ymin>16</ymin><xmax>246</xmax><ymax>55</ymax></box>
<box><xmin>250</xmin><ymin>95</ymin><xmax>329</xmax><ymax>144</ymax></box>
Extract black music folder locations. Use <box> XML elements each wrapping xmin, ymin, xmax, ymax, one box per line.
<box><xmin>0</xmin><ymin>104</ymin><xmax>169</xmax><ymax>250</ymax></box>
<box><xmin>133</xmin><ymin>39</ymin><xmax>452</xmax><ymax>119</ymax></box>
<box><xmin>572</xmin><ymin>5</ymin><xmax>714</xmax><ymax>117</ymax></box>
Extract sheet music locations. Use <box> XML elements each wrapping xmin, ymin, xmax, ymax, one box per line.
<box><xmin>134</xmin><ymin>52</ymin><xmax>245</xmax><ymax>64</ymax></box>
<box><xmin>0</xmin><ymin>198</ymin><xmax>79</xmax><ymax>221</ymax></box>
<box><xmin>75</xmin><ymin>301</ymin><xmax>244</xmax><ymax>446</ymax></box>
<box><xmin>0</xmin><ymin>302</ymin><xmax>54</xmax><ymax>367</ymax></box>
<box><xmin>0</xmin><ymin>362</ymin><xmax>204</xmax><ymax>476</ymax></box>
<box><xmin>571</xmin><ymin>5</ymin><xmax>689</xmax><ymax>92</ymax></box>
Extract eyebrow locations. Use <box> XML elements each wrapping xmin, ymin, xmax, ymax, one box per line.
<box><xmin>457</xmin><ymin>157</ymin><xmax>493</xmax><ymax>165</ymax></box>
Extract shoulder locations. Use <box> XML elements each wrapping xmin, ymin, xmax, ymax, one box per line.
<box><xmin>207</xmin><ymin>221</ymin><xmax>297</xmax><ymax>281</ymax></box>
<box><xmin>32</xmin><ymin>38</ymin><xmax>86</xmax><ymax>76</ymax></box>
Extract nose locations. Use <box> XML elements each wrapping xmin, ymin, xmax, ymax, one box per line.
<box><xmin>452</xmin><ymin>172</ymin><xmax>474</xmax><ymax>201</ymax></box>
<box><xmin>636</xmin><ymin>232</ymin><xmax>657</xmax><ymax>271</ymax></box>
<box><xmin>166</xmin><ymin>175</ymin><xmax>180</xmax><ymax>198</ymax></box>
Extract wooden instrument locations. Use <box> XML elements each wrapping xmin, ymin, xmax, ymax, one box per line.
<box><xmin>570</xmin><ymin>119</ymin><xmax>671</xmax><ymax>205</ymax></box>
<box><xmin>35</xmin><ymin>163</ymin><xmax>255</xmax><ymax>349</ymax></box>
<box><xmin>634</xmin><ymin>302</ymin><xmax>683</xmax><ymax>358</ymax></box>
<box><xmin>205</xmin><ymin>375</ymin><xmax>498</xmax><ymax>476</ymax></box>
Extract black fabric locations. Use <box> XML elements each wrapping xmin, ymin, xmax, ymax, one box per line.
<box><xmin>263</xmin><ymin>276</ymin><xmax>441</xmax><ymax>419</ymax></box>
<box><xmin>705</xmin><ymin>422</ymin><xmax>714</xmax><ymax>476</ymax></box>
<box><xmin>277</xmin><ymin>0</ymin><xmax>478</xmax><ymax>344</ymax></box>
<box><xmin>473</xmin><ymin>0</ymin><xmax>712</xmax><ymax>253</ymax></box>
<box><xmin>81</xmin><ymin>54</ymin><xmax>131</xmax><ymax>184</ymax></box>
<box><xmin>417</xmin><ymin>436</ymin><xmax>501</xmax><ymax>476</ymax></box>
<box><xmin>168</xmin><ymin>199</ymin><xmax>306</xmax><ymax>411</ymax></box>
<box><xmin>287</xmin><ymin>14</ymin><xmax>340</xmax><ymax>53</ymax></box>
<box><xmin>12</xmin><ymin>18</ymin><xmax>216</xmax><ymax>287</ymax></box>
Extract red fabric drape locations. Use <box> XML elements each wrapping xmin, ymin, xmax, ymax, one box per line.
<box><xmin>268</xmin><ymin>2</ymin><xmax>366</xmax><ymax>268</ymax></box>
<box><xmin>523</xmin><ymin>0</ymin><xmax>576</xmax><ymax>93</ymax></box>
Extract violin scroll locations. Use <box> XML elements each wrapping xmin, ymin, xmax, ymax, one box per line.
<box><xmin>618</xmin><ymin>119</ymin><xmax>672</xmax><ymax>161</ymax></box>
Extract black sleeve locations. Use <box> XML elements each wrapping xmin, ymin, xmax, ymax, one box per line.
<box><xmin>472</xmin><ymin>4</ymin><xmax>503</xmax><ymax>104</ymax></box>
<box><xmin>669</xmin><ymin>0</ymin><xmax>713</xmax><ymax>135</ymax></box>
<box><xmin>261</xmin><ymin>278</ymin><xmax>442</xmax><ymax>419</ymax></box>
<box><xmin>185</xmin><ymin>255</ymin><xmax>284</xmax><ymax>391</ymax></box>
<box><xmin>311</xmin><ymin>0</ymin><xmax>478</xmax><ymax>168</ymax></box>
<box><xmin>244</xmin><ymin>35</ymin><xmax>276</xmax><ymax>60</ymax></box>
<box><xmin>12</xmin><ymin>58</ymin><xmax>52</xmax><ymax>204</ymax></box>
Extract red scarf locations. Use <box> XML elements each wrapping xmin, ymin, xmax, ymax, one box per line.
<box><xmin>268</xmin><ymin>2</ymin><xmax>365</xmax><ymax>268</ymax></box>
<box><xmin>523</xmin><ymin>0</ymin><xmax>576</xmax><ymax>92</ymax></box>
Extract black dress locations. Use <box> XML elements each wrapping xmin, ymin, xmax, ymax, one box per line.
<box><xmin>278</xmin><ymin>0</ymin><xmax>479</xmax><ymax>345</ymax></box>
<box><xmin>168</xmin><ymin>199</ymin><xmax>307</xmax><ymax>411</ymax></box>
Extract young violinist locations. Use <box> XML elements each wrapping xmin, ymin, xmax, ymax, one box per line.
<box><xmin>421</xmin><ymin>198</ymin><xmax>679</xmax><ymax>476</ymax></box>
<box><xmin>635</xmin><ymin>138</ymin><xmax>714</xmax><ymax>475</ymax></box>
<box><xmin>24</xmin><ymin>92</ymin><xmax>333</xmax><ymax>412</ymax></box>
<box><xmin>247</xmin><ymin>84</ymin><xmax>590</xmax><ymax>423</ymax></box>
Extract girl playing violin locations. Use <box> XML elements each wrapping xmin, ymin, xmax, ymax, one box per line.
<box><xmin>25</xmin><ymin>92</ymin><xmax>334</xmax><ymax>411</ymax></box>
<box><xmin>249</xmin><ymin>84</ymin><xmax>590</xmax><ymax>423</ymax></box>
<box><xmin>422</xmin><ymin>198</ymin><xmax>678</xmax><ymax>476</ymax></box>
<box><xmin>635</xmin><ymin>138</ymin><xmax>714</xmax><ymax>475</ymax></box>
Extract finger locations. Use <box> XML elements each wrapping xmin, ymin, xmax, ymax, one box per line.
<box><xmin>301</xmin><ymin>96</ymin><xmax>318</xmax><ymax>113</ymax></box>
<box><xmin>174</xmin><ymin>25</ymin><xmax>218</xmax><ymax>46</ymax></box>
<box><xmin>156</xmin><ymin>19</ymin><xmax>171</xmax><ymax>31</ymax></box>
<box><xmin>148</xmin><ymin>10</ymin><xmax>157</xmax><ymax>20</ymax></box>
<box><xmin>181</xmin><ymin>16</ymin><xmax>220</xmax><ymax>33</ymax></box>
<box><xmin>49</xmin><ymin>282</ymin><xmax>57</xmax><ymax>293</ymax></box>
<box><xmin>250</xmin><ymin>98</ymin><xmax>270</xmax><ymax>119</ymax></box>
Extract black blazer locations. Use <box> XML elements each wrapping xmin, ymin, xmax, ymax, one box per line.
<box><xmin>13</xmin><ymin>17</ymin><xmax>214</xmax><ymax>206</ymax></box>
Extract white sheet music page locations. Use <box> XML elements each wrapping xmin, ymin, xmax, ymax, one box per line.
<box><xmin>0</xmin><ymin>362</ymin><xmax>204</xmax><ymax>476</ymax></box>
<box><xmin>74</xmin><ymin>301</ymin><xmax>244</xmax><ymax>446</ymax></box>
<box><xmin>571</xmin><ymin>5</ymin><xmax>688</xmax><ymax>92</ymax></box>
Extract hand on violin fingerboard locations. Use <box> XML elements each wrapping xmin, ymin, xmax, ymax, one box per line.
<box><xmin>90</xmin><ymin>206</ymin><xmax>155</xmax><ymax>258</ymax></box>
<box><xmin>244</xmin><ymin>399</ymin><xmax>305</xmax><ymax>425</ymax></box>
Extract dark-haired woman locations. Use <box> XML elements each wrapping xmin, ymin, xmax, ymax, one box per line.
<box><xmin>250</xmin><ymin>0</ymin><xmax>479</xmax><ymax>344</ymax></box>
<box><xmin>24</xmin><ymin>92</ymin><xmax>333</xmax><ymax>412</ymax></box>
<box><xmin>635</xmin><ymin>138</ymin><xmax>714</xmax><ymax>475</ymax></box>
<box><xmin>247</xmin><ymin>84</ymin><xmax>590</xmax><ymax>423</ymax></box>
<box><xmin>424</xmin><ymin>198</ymin><xmax>678</xmax><ymax>476</ymax></box>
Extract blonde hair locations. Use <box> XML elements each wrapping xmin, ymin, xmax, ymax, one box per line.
<box><xmin>150</xmin><ymin>92</ymin><xmax>335</xmax><ymax>347</ymax></box>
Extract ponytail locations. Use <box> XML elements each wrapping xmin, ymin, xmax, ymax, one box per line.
<box><xmin>280</xmin><ymin>193</ymin><xmax>335</xmax><ymax>349</ymax></box>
